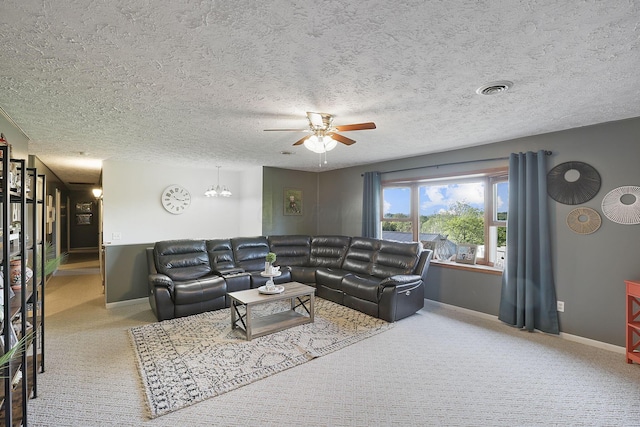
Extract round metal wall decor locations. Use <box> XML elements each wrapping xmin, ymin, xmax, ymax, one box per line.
<box><xmin>601</xmin><ymin>186</ymin><xmax>640</xmax><ymax>225</ymax></box>
<box><xmin>547</xmin><ymin>161</ymin><xmax>601</xmax><ymax>205</ymax></box>
<box><xmin>566</xmin><ymin>207</ymin><xmax>601</xmax><ymax>234</ymax></box>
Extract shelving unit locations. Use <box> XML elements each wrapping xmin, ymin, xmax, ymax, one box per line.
<box><xmin>626</xmin><ymin>280</ymin><xmax>640</xmax><ymax>365</ymax></box>
<box><xmin>0</xmin><ymin>145</ymin><xmax>46</xmax><ymax>426</ymax></box>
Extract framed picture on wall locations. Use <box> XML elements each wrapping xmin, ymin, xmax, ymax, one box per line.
<box><xmin>76</xmin><ymin>202</ymin><xmax>93</xmax><ymax>213</ymax></box>
<box><xmin>455</xmin><ymin>243</ymin><xmax>477</xmax><ymax>265</ymax></box>
<box><xmin>76</xmin><ymin>213</ymin><xmax>92</xmax><ymax>225</ymax></box>
<box><xmin>284</xmin><ymin>188</ymin><xmax>303</xmax><ymax>215</ymax></box>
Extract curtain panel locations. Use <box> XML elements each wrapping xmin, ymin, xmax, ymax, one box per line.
<box><xmin>361</xmin><ymin>172</ymin><xmax>381</xmax><ymax>238</ymax></box>
<box><xmin>498</xmin><ymin>151</ymin><xmax>559</xmax><ymax>334</ymax></box>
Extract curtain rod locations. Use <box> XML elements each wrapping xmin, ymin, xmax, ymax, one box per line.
<box><xmin>363</xmin><ymin>150</ymin><xmax>552</xmax><ymax>176</ymax></box>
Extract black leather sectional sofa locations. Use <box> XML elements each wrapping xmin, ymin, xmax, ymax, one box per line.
<box><xmin>146</xmin><ymin>235</ymin><xmax>432</xmax><ymax>323</ymax></box>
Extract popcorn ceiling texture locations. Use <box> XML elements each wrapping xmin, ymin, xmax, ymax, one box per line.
<box><xmin>0</xmin><ymin>1</ymin><xmax>639</xmax><ymax>186</ymax></box>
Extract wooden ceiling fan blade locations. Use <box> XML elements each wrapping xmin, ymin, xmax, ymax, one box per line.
<box><xmin>334</xmin><ymin>122</ymin><xmax>376</xmax><ymax>131</ymax></box>
<box><xmin>264</xmin><ymin>129</ymin><xmax>308</xmax><ymax>132</ymax></box>
<box><xmin>331</xmin><ymin>133</ymin><xmax>356</xmax><ymax>146</ymax></box>
<box><xmin>293</xmin><ymin>135</ymin><xmax>311</xmax><ymax>146</ymax></box>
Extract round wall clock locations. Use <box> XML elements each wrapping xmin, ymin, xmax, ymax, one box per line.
<box><xmin>547</xmin><ymin>161</ymin><xmax>601</xmax><ymax>205</ymax></box>
<box><xmin>161</xmin><ymin>185</ymin><xmax>191</xmax><ymax>214</ymax></box>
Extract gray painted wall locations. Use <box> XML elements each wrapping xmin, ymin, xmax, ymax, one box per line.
<box><xmin>105</xmin><ymin>243</ymin><xmax>152</xmax><ymax>304</ymax></box>
<box><xmin>0</xmin><ymin>110</ymin><xmax>29</xmax><ymax>159</ymax></box>
<box><xmin>309</xmin><ymin>117</ymin><xmax>640</xmax><ymax>347</ymax></box>
<box><xmin>262</xmin><ymin>167</ymin><xmax>319</xmax><ymax>236</ymax></box>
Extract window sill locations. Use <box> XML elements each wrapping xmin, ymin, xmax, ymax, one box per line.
<box><xmin>430</xmin><ymin>259</ymin><xmax>503</xmax><ymax>276</ymax></box>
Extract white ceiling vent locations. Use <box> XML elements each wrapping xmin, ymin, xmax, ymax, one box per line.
<box><xmin>476</xmin><ymin>81</ymin><xmax>514</xmax><ymax>95</ymax></box>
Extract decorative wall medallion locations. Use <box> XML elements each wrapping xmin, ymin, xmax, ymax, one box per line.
<box><xmin>566</xmin><ymin>207</ymin><xmax>601</xmax><ymax>234</ymax></box>
<box><xmin>547</xmin><ymin>161</ymin><xmax>601</xmax><ymax>205</ymax></box>
<box><xmin>601</xmin><ymin>186</ymin><xmax>640</xmax><ymax>225</ymax></box>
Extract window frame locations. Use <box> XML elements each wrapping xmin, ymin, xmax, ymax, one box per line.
<box><xmin>381</xmin><ymin>167</ymin><xmax>508</xmax><ymax>266</ymax></box>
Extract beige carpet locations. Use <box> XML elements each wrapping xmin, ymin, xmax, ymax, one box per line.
<box><xmin>27</xmin><ymin>262</ymin><xmax>640</xmax><ymax>426</ymax></box>
<box><xmin>130</xmin><ymin>298</ymin><xmax>393</xmax><ymax>418</ymax></box>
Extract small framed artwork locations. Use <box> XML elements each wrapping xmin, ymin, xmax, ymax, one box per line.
<box><xmin>455</xmin><ymin>243</ymin><xmax>477</xmax><ymax>265</ymax></box>
<box><xmin>76</xmin><ymin>202</ymin><xmax>93</xmax><ymax>213</ymax></box>
<box><xmin>284</xmin><ymin>188</ymin><xmax>303</xmax><ymax>215</ymax></box>
<box><xmin>76</xmin><ymin>213</ymin><xmax>93</xmax><ymax>225</ymax></box>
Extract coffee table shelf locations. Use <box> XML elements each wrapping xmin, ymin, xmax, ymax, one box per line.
<box><xmin>228</xmin><ymin>282</ymin><xmax>315</xmax><ymax>340</ymax></box>
<box><xmin>249</xmin><ymin>310</ymin><xmax>311</xmax><ymax>339</ymax></box>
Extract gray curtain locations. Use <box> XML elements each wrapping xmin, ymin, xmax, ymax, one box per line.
<box><xmin>498</xmin><ymin>151</ymin><xmax>559</xmax><ymax>334</ymax></box>
<box><xmin>361</xmin><ymin>171</ymin><xmax>381</xmax><ymax>238</ymax></box>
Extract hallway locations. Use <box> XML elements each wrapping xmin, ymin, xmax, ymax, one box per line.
<box><xmin>56</xmin><ymin>252</ymin><xmax>100</xmax><ymax>274</ymax></box>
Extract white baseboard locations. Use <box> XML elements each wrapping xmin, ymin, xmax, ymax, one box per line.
<box><xmin>106</xmin><ymin>297</ymin><xmax>147</xmax><ymax>309</ymax></box>
<box><xmin>425</xmin><ymin>299</ymin><xmax>625</xmax><ymax>355</ymax></box>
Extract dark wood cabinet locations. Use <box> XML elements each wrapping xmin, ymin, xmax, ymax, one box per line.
<box><xmin>626</xmin><ymin>280</ymin><xmax>640</xmax><ymax>365</ymax></box>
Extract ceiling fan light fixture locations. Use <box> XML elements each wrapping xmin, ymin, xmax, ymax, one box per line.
<box><xmin>324</xmin><ymin>136</ymin><xmax>337</xmax><ymax>152</ymax></box>
<box><xmin>304</xmin><ymin>134</ymin><xmax>336</xmax><ymax>154</ymax></box>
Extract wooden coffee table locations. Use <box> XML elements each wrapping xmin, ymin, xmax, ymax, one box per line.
<box><xmin>228</xmin><ymin>282</ymin><xmax>315</xmax><ymax>340</ymax></box>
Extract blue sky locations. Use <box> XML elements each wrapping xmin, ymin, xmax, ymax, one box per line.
<box><xmin>383</xmin><ymin>182</ymin><xmax>508</xmax><ymax>216</ymax></box>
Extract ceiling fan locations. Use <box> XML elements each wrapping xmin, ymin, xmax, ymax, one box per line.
<box><xmin>264</xmin><ymin>112</ymin><xmax>376</xmax><ymax>157</ymax></box>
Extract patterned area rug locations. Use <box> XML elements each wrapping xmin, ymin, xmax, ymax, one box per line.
<box><xmin>129</xmin><ymin>298</ymin><xmax>393</xmax><ymax>418</ymax></box>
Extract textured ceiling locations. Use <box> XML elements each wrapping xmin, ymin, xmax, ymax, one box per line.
<box><xmin>1</xmin><ymin>1</ymin><xmax>639</xmax><ymax>188</ymax></box>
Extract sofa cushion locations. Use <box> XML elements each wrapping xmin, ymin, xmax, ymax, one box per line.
<box><xmin>371</xmin><ymin>240</ymin><xmax>421</xmax><ymax>278</ymax></box>
<box><xmin>288</xmin><ymin>266</ymin><xmax>318</xmax><ymax>284</ymax></box>
<box><xmin>172</xmin><ymin>276</ymin><xmax>226</xmax><ymax>305</ymax></box>
<box><xmin>341</xmin><ymin>237</ymin><xmax>380</xmax><ymax>275</ymax></box>
<box><xmin>315</xmin><ymin>267</ymin><xmax>351</xmax><ymax>290</ymax></box>
<box><xmin>154</xmin><ymin>239</ymin><xmax>211</xmax><ymax>281</ymax></box>
<box><xmin>232</xmin><ymin>236</ymin><xmax>270</xmax><ymax>271</ymax></box>
<box><xmin>206</xmin><ymin>239</ymin><xmax>241</xmax><ymax>273</ymax></box>
<box><xmin>341</xmin><ymin>274</ymin><xmax>382</xmax><ymax>303</ymax></box>
<box><xmin>268</xmin><ymin>235</ymin><xmax>311</xmax><ymax>266</ymax></box>
<box><xmin>309</xmin><ymin>235</ymin><xmax>351</xmax><ymax>268</ymax></box>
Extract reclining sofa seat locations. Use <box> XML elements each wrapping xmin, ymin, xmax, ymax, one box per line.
<box><xmin>230</xmin><ymin>236</ymin><xmax>292</xmax><ymax>288</ymax></box>
<box><xmin>315</xmin><ymin>237</ymin><xmax>427</xmax><ymax>321</ymax></box>
<box><xmin>267</xmin><ymin>235</ymin><xmax>314</xmax><ymax>283</ymax></box>
<box><xmin>147</xmin><ymin>239</ymin><xmax>227</xmax><ymax>321</ymax></box>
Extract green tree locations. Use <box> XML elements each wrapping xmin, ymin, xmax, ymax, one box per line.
<box><xmin>382</xmin><ymin>213</ymin><xmax>412</xmax><ymax>233</ymax></box>
<box><xmin>421</xmin><ymin>201</ymin><xmax>484</xmax><ymax>244</ymax></box>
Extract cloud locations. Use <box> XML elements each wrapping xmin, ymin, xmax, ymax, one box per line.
<box><xmin>420</xmin><ymin>182</ymin><xmax>485</xmax><ymax>213</ymax></box>
<box><xmin>383</xmin><ymin>199</ymin><xmax>391</xmax><ymax>214</ymax></box>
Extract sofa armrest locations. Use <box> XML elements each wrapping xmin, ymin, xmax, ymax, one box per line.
<box><xmin>149</xmin><ymin>273</ymin><xmax>175</xmax><ymax>292</ymax></box>
<box><xmin>379</xmin><ymin>274</ymin><xmax>422</xmax><ymax>287</ymax></box>
<box><xmin>214</xmin><ymin>267</ymin><xmax>246</xmax><ymax>277</ymax></box>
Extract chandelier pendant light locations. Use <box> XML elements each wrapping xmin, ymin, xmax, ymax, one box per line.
<box><xmin>205</xmin><ymin>166</ymin><xmax>232</xmax><ymax>197</ymax></box>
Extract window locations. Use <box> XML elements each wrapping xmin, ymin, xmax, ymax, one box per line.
<box><xmin>381</xmin><ymin>169</ymin><xmax>508</xmax><ymax>266</ymax></box>
<box><xmin>381</xmin><ymin>186</ymin><xmax>414</xmax><ymax>239</ymax></box>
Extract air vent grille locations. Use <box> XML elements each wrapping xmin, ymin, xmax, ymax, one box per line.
<box><xmin>476</xmin><ymin>80</ymin><xmax>513</xmax><ymax>95</ymax></box>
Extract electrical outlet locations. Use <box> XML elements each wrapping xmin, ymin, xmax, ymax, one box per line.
<box><xmin>112</xmin><ymin>232</ymin><xmax>122</xmax><ymax>240</ymax></box>
<box><xmin>557</xmin><ymin>301</ymin><xmax>565</xmax><ymax>312</ymax></box>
